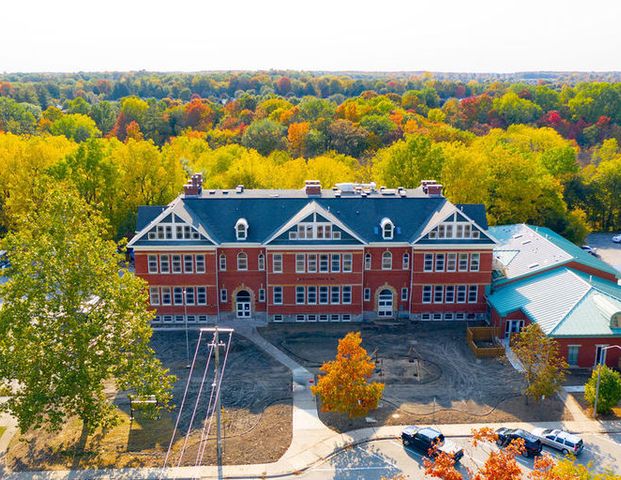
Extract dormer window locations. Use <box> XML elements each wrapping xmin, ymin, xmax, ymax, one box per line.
<box><xmin>235</xmin><ymin>218</ymin><xmax>248</xmax><ymax>240</ymax></box>
<box><xmin>380</xmin><ymin>218</ymin><xmax>394</xmax><ymax>240</ymax></box>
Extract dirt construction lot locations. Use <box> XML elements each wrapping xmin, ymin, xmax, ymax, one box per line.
<box><xmin>260</xmin><ymin>322</ymin><xmax>572</xmax><ymax>432</ymax></box>
<box><xmin>4</xmin><ymin>331</ymin><xmax>292</xmax><ymax>471</ymax></box>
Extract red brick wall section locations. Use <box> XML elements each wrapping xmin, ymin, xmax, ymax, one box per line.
<box><xmin>555</xmin><ymin>337</ymin><xmax>621</xmax><ymax>369</ymax></box>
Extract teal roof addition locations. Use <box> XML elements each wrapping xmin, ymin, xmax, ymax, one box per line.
<box><xmin>490</xmin><ymin>224</ymin><xmax>619</xmax><ymax>284</ymax></box>
<box><xmin>488</xmin><ymin>267</ymin><xmax>621</xmax><ymax>337</ymax></box>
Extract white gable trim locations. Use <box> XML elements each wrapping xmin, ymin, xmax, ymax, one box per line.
<box><xmin>263</xmin><ymin>201</ymin><xmax>367</xmax><ymax>245</ymax></box>
<box><xmin>127</xmin><ymin>199</ymin><xmax>217</xmax><ymax>247</ymax></box>
<box><xmin>412</xmin><ymin>204</ymin><xmax>497</xmax><ymax>245</ymax></box>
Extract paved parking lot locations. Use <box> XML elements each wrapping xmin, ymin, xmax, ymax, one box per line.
<box><xmin>295</xmin><ymin>432</ymin><xmax>621</xmax><ymax>479</ymax></box>
<box><xmin>586</xmin><ymin>232</ymin><xmax>621</xmax><ymax>273</ymax></box>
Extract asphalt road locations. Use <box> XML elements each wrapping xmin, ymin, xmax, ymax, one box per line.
<box><xmin>294</xmin><ymin>433</ymin><xmax>621</xmax><ymax>479</ymax></box>
<box><xmin>586</xmin><ymin>232</ymin><xmax>621</xmax><ymax>273</ymax></box>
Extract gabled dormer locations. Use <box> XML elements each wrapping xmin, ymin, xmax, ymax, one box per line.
<box><xmin>380</xmin><ymin>217</ymin><xmax>394</xmax><ymax>240</ymax></box>
<box><xmin>414</xmin><ymin>207</ymin><xmax>496</xmax><ymax>245</ymax></box>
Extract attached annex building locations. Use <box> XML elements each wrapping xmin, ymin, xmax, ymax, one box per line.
<box><xmin>488</xmin><ymin>224</ymin><xmax>621</xmax><ymax>369</ymax></box>
<box><xmin>129</xmin><ymin>177</ymin><xmax>495</xmax><ymax>325</ymax></box>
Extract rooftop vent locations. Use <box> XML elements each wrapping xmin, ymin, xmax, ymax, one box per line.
<box><xmin>235</xmin><ymin>185</ymin><xmax>244</xmax><ymax>194</ymax></box>
<box><xmin>528</xmin><ymin>262</ymin><xmax>540</xmax><ymax>269</ymax></box>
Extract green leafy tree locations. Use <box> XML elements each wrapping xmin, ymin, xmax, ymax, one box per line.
<box><xmin>585</xmin><ymin>365</ymin><xmax>621</xmax><ymax>415</ymax></box>
<box><xmin>241</xmin><ymin>118</ymin><xmax>286</xmax><ymax>155</ymax></box>
<box><xmin>311</xmin><ymin>332</ymin><xmax>384</xmax><ymax>418</ymax></box>
<box><xmin>0</xmin><ymin>186</ymin><xmax>174</xmax><ymax>432</ymax></box>
<box><xmin>512</xmin><ymin>324</ymin><xmax>568</xmax><ymax>403</ymax></box>
<box><xmin>493</xmin><ymin>92</ymin><xmax>542</xmax><ymax>125</ymax></box>
<box><xmin>49</xmin><ymin>113</ymin><xmax>102</xmax><ymax>142</ymax></box>
<box><xmin>0</xmin><ymin>97</ymin><xmax>39</xmax><ymax>134</ymax></box>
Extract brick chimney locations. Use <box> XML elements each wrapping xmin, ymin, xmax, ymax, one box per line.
<box><xmin>426</xmin><ymin>184</ymin><xmax>443</xmax><ymax>197</ymax></box>
<box><xmin>304</xmin><ymin>180</ymin><xmax>321</xmax><ymax>196</ymax></box>
<box><xmin>184</xmin><ymin>173</ymin><xmax>203</xmax><ymax>196</ymax></box>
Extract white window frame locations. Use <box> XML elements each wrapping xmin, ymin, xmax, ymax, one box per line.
<box><xmin>343</xmin><ymin>253</ymin><xmax>353</xmax><ymax>272</ymax></box>
<box><xmin>172</xmin><ymin>255</ymin><xmax>182</xmax><ymax>274</ymax></box>
<box><xmin>364</xmin><ymin>288</ymin><xmax>371</xmax><ymax>301</ymax></box>
<box><xmin>185</xmin><ymin>287</ymin><xmax>195</xmax><ymax>305</ymax></box>
<box><xmin>307</xmin><ymin>286</ymin><xmax>317</xmax><ymax>305</ymax></box>
<box><xmin>331</xmin><ymin>254</ymin><xmax>341</xmax><ymax>272</ymax></box>
<box><xmin>258</xmin><ymin>253</ymin><xmax>265</xmax><ymax>271</ymax></box>
<box><xmin>273</xmin><ymin>286</ymin><xmax>283</xmax><ymax>304</ymax></box>
<box><xmin>319</xmin><ymin>286</ymin><xmax>329</xmax><ymax>304</ymax></box>
<box><xmin>342</xmin><ymin>285</ymin><xmax>352</xmax><ymax>304</ymax></box>
<box><xmin>196</xmin><ymin>254</ymin><xmax>206</xmax><ymax>273</ymax></box>
<box><xmin>435</xmin><ymin>253</ymin><xmax>445</xmax><ymax>272</ymax></box>
<box><xmin>237</xmin><ymin>252</ymin><xmax>248</xmax><ymax>271</ymax></box>
<box><xmin>433</xmin><ymin>285</ymin><xmax>444</xmax><ymax>304</ymax></box>
<box><xmin>402</xmin><ymin>253</ymin><xmax>410</xmax><ymax>270</ymax></box>
<box><xmin>148</xmin><ymin>255</ymin><xmax>158</xmax><ymax>274</ymax></box>
<box><xmin>445</xmin><ymin>285</ymin><xmax>455</xmax><ymax>303</ymax></box>
<box><xmin>258</xmin><ymin>288</ymin><xmax>265</xmax><ymax>302</ymax></box>
<box><xmin>296</xmin><ymin>254</ymin><xmax>305</xmax><ymax>273</ymax></box>
<box><xmin>364</xmin><ymin>253</ymin><xmax>371</xmax><ymax>270</ymax></box>
<box><xmin>458</xmin><ymin>253</ymin><xmax>469</xmax><ymax>272</ymax></box>
<box><xmin>457</xmin><ymin>285</ymin><xmax>467</xmax><ymax>304</ymax></box>
<box><xmin>331</xmin><ymin>286</ymin><xmax>340</xmax><ymax>304</ymax></box>
<box><xmin>381</xmin><ymin>251</ymin><xmax>392</xmax><ymax>270</ymax></box>
<box><xmin>319</xmin><ymin>254</ymin><xmax>329</xmax><ymax>273</ymax></box>
<box><xmin>220</xmin><ymin>288</ymin><xmax>228</xmax><ymax>303</ymax></box>
<box><xmin>184</xmin><ymin>254</ymin><xmax>194</xmax><ymax>273</ymax></box>
<box><xmin>160</xmin><ymin>255</ymin><xmax>170</xmax><ymax>274</ymax></box>
<box><xmin>468</xmin><ymin>285</ymin><xmax>478</xmax><ymax>303</ymax></box>
<box><xmin>296</xmin><ymin>286</ymin><xmax>305</xmax><ymax>304</ymax></box>
<box><xmin>470</xmin><ymin>253</ymin><xmax>480</xmax><ymax>272</ymax></box>
<box><xmin>381</xmin><ymin>218</ymin><xmax>394</xmax><ymax>240</ymax></box>
<box><xmin>423</xmin><ymin>253</ymin><xmax>433</xmax><ymax>272</ymax></box>
<box><xmin>173</xmin><ymin>287</ymin><xmax>183</xmax><ymax>305</ymax></box>
<box><xmin>197</xmin><ymin>287</ymin><xmax>207</xmax><ymax>305</ymax></box>
<box><xmin>307</xmin><ymin>254</ymin><xmax>317</xmax><ymax>273</ymax></box>
<box><xmin>272</xmin><ymin>254</ymin><xmax>283</xmax><ymax>273</ymax></box>
<box><xmin>422</xmin><ymin>285</ymin><xmax>432</xmax><ymax>304</ymax></box>
<box><xmin>219</xmin><ymin>254</ymin><xmax>227</xmax><ymax>271</ymax></box>
<box><xmin>447</xmin><ymin>253</ymin><xmax>457</xmax><ymax>272</ymax></box>
<box><xmin>401</xmin><ymin>288</ymin><xmax>408</xmax><ymax>301</ymax></box>
<box><xmin>149</xmin><ymin>287</ymin><xmax>160</xmax><ymax>305</ymax></box>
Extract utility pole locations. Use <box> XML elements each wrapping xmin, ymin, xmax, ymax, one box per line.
<box><xmin>592</xmin><ymin>345</ymin><xmax>621</xmax><ymax>418</ymax></box>
<box><xmin>214</xmin><ymin>326</ymin><xmax>223</xmax><ymax>466</ymax></box>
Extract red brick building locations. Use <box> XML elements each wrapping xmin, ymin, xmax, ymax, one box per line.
<box><xmin>128</xmin><ymin>177</ymin><xmax>496</xmax><ymax>325</ymax></box>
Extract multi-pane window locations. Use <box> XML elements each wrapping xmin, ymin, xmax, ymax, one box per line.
<box><xmin>422</xmin><ymin>285</ymin><xmax>432</xmax><ymax>304</ymax></box>
<box><xmin>343</xmin><ymin>254</ymin><xmax>353</xmax><ymax>272</ymax></box>
<box><xmin>331</xmin><ymin>286</ymin><xmax>340</xmax><ymax>304</ymax></box>
<box><xmin>172</xmin><ymin>255</ymin><xmax>182</xmax><ymax>273</ymax></box>
<box><xmin>296</xmin><ymin>254</ymin><xmax>305</xmax><ymax>273</ymax></box>
<box><xmin>401</xmin><ymin>288</ymin><xmax>408</xmax><ymax>301</ymax></box>
<box><xmin>161</xmin><ymin>287</ymin><xmax>171</xmax><ymax>305</ymax></box>
<box><xmin>197</xmin><ymin>287</ymin><xmax>207</xmax><ymax>305</ymax></box>
<box><xmin>149</xmin><ymin>287</ymin><xmax>160</xmax><ymax>305</ymax></box>
<box><xmin>445</xmin><ymin>285</ymin><xmax>455</xmax><ymax>303</ymax></box>
<box><xmin>295</xmin><ymin>222</ymin><xmax>337</xmax><ymax>240</ymax></box>
<box><xmin>196</xmin><ymin>255</ymin><xmax>206</xmax><ymax>273</ymax></box>
<box><xmin>307</xmin><ymin>254</ymin><xmax>317</xmax><ymax>273</ymax></box>
<box><xmin>296</xmin><ymin>286</ymin><xmax>305</xmax><ymax>304</ymax></box>
<box><xmin>457</xmin><ymin>285</ymin><xmax>467</xmax><ymax>303</ymax></box>
<box><xmin>319</xmin><ymin>286</ymin><xmax>329</xmax><ymax>304</ymax></box>
<box><xmin>160</xmin><ymin>255</ymin><xmax>170</xmax><ymax>273</ymax></box>
<box><xmin>342</xmin><ymin>286</ymin><xmax>352</xmax><ymax>304</ymax></box>
<box><xmin>220</xmin><ymin>289</ymin><xmax>228</xmax><ymax>303</ymax></box>
<box><xmin>307</xmin><ymin>286</ymin><xmax>317</xmax><ymax>304</ymax></box>
<box><xmin>185</xmin><ymin>287</ymin><xmax>195</xmax><ymax>305</ymax></box>
<box><xmin>364</xmin><ymin>253</ymin><xmax>371</xmax><ymax>270</ymax></box>
<box><xmin>184</xmin><ymin>255</ymin><xmax>194</xmax><ymax>273</ymax></box>
<box><xmin>219</xmin><ymin>254</ymin><xmax>227</xmax><ymax>271</ymax></box>
<box><xmin>319</xmin><ymin>254</ymin><xmax>329</xmax><ymax>273</ymax></box>
<box><xmin>258</xmin><ymin>253</ymin><xmax>265</xmax><ymax>271</ymax></box>
<box><xmin>364</xmin><ymin>288</ymin><xmax>371</xmax><ymax>301</ymax></box>
<box><xmin>434</xmin><ymin>285</ymin><xmax>444</xmax><ymax>303</ymax></box>
<box><xmin>272</xmin><ymin>254</ymin><xmax>283</xmax><ymax>273</ymax></box>
<box><xmin>458</xmin><ymin>253</ymin><xmax>469</xmax><ymax>271</ymax></box>
<box><xmin>173</xmin><ymin>287</ymin><xmax>184</xmax><ymax>305</ymax></box>
<box><xmin>567</xmin><ymin>345</ymin><xmax>580</xmax><ymax>366</ymax></box>
<box><xmin>468</xmin><ymin>285</ymin><xmax>478</xmax><ymax>303</ymax></box>
<box><xmin>470</xmin><ymin>253</ymin><xmax>480</xmax><ymax>272</ymax></box>
<box><xmin>148</xmin><ymin>255</ymin><xmax>158</xmax><ymax>273</ymax></box>
<box><xmin>237</xmin><ymin>252</ymin><xmax>248</xmax><ymax>271</ymax></box>
<box><xmin>447</xmin><ymin>253</ymin><xmax>457</xmax><ymax>272</ymax></box>
<box><xmin>382</xmin><ymin>252</ymin><xmax>392</xmax><ymax>270</ymax></box>
<box><xmin>331</xmin><ymin>254</ymin><xmax>340</xmax><ymax>272</ymax></box>
<box><xmin>273</xmin><ymin>286</ymin><xmax>283</xmax><ymax>304</ymax></box>
<box><xmin>258</xmin><ymin>288</ymin><xmax>265</xmax><ymax>302</ymax></box>
<box><xmin>435</xmin><ymin>254</ymin><xmax>445</xmax><ymax>272</ymax></box>
<box><xmin>402</xmin><ymin>253</ymin><xmax>410</xmax><ymax>270</ymax></box>
<box><xmin>424</xmin><ymin>254</ymin><xmax>434</xmax><ymax>272</ymax></box>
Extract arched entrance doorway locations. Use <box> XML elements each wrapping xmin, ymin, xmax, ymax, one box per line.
<box><xmin>377</xmin><ymin>289</ymin><xmax>393</xmax><ymax>318</ymax></box>
<box><xmin>236</xmin><ymin>290</ymin><xmax>252</xmax><ymax>318</ymax></box>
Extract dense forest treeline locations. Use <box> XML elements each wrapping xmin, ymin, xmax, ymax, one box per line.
<box><xmin>0</xmin><ymin>71</ymin><xmax>620</xmax><ymax>243</ymax></box>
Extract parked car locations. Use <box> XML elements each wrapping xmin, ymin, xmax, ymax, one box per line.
<box><xmin>581</xmin><ymin>245</ymin><xmax>599</xmax><ymax>257</ymax></box>
<box><xmin>531</xmin><ymin>428</ymin><xmax>584</xmax><ymax>456</ymax></box>
<box><xmin>613</xmin><ymin>234</ymin><xmax>621</xmax><ymax>244</ymax></box>
<box><xmin>401</xmin><ymin>426</ymin><xmax>464</xmax><ymax>462</ymax></box>
<box><xmin>496</xmin><ymin>427</ymin><xmax>543</xmax><ymax>457</ymax></box>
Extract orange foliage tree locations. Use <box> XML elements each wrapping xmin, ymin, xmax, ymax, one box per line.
<box><xmin>287</xmin><ymin>122</ymin><xmax>310</xmax><ymax>157</ymax></box>
<box><xmin>311</xmin><ymin>331</ymin><xmax>384</xmax><ymax>418</ymax></box>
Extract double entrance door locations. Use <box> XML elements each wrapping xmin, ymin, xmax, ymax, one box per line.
<box><xmin>378</xmin><ymin>289</ymin><xmax>393</xmax><ymax>318</ymax></box>
<box><xmin>236</xmin><ymin>290</ymin><xmax>251</xmax><ymax>319</ymax></box>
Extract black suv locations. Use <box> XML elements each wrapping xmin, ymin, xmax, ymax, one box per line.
<box><xmin>401</xmin><ymin>426</ymin><xmax>464</xmax><ymax>462</ymax></box>
<box><xmin>496</xmin><ymin>427</ymin><xmax>543</xmax><ymax>457</ymax></box>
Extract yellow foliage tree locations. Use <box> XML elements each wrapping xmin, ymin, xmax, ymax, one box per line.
<box><xmin>311</xmin><ymin>332</ymin><xmax>384</xmax><ymax>418</ymax></box>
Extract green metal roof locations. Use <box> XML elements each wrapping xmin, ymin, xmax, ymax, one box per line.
<box><xmin>488</xmin><ymin>267</ymin><xmax>621</xmax><ymax>337</ymax></box>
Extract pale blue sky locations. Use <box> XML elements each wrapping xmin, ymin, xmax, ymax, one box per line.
<box><xmin>1</xmin><ymin>0</ymin><xmax>619</xmax><ymax>73</ymax></box>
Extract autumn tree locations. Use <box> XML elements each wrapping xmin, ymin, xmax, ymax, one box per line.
<box><xmin>0</xmin><ymin>186</ymin><xmax>174</xmax><ymax>432</ymax></box>
<box><xmin>585</xmin><ymin>365</ymin><xmax>621</xmax><ymax>415</ymax></box>
<box><xmin>512</xmin><ymin>324</ymin><xmax>568</xmax><ymax>402</ymax></box>
<box><xmin>311</xmin><ymin>331</ymin><xmax>384</xmax><ymax>418</ymax></box>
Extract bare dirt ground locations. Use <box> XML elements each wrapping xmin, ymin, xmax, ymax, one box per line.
<box><xmin>4</xmin><ymin>331</ymin><xmax>292</xmax><ymax>471</ymax></box>
<box><xmin>260</xmin><ymin>323</ymin><xmax>572</xmax><ymax>433</ymax></box>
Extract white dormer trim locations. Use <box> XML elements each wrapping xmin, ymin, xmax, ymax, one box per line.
<box><xmin>380</xmin><ymin>217</ymin><xmax>394</xmax><ymax>240</ymax></box>
<box><xmin>264</xmin><ymin>201</ymin><xmax>367</xmax><ymax>245</ymax></box>
<box><xmin>127</xmin><ymin>199</ymin><xmax>216</xmax><ymax>247</ymax></box>
<box><xmin>235</xmin><ymin>218</ymin><xmax>248</xmax><ymax>240</ymax></box>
